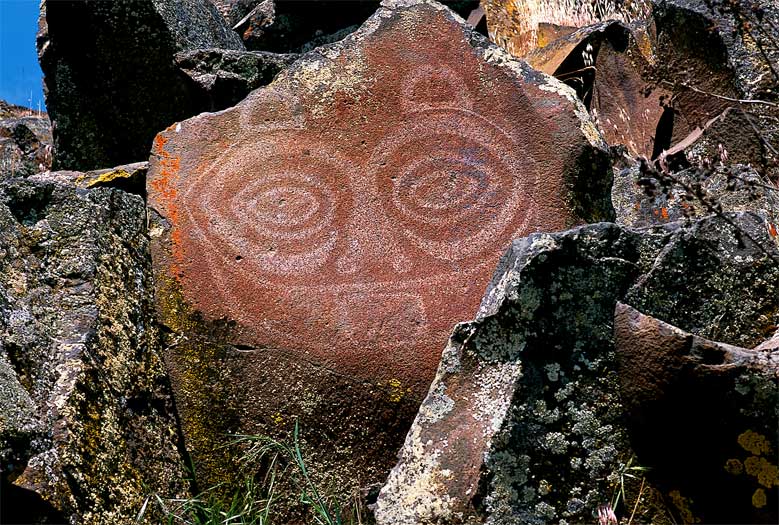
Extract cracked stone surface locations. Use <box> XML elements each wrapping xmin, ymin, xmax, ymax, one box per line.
<box><xmin>0</xmin><ymin>174</ymin><xmax>188</xmax><ymax>525</ymax></box>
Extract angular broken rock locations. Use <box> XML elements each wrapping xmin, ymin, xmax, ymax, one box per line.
<box><xmin>37</xmin><ymin>0</ymin><xmax>244</xmax><ymax>171</ymax></box>
<box><xmin>652</xmin><ymin>0</ymin><xmax>778</xmax><ymax>177</ymax></box>
<box><xmin>490</xmin><ymin>0</ymin><xmax>778</xmax><ymax>175</ymax></box>
<box><xmin>148</xmin><ymin>0</ymin><xmax>611</xmax><ymax>502</ymax></box>
<box><xmin>614</xmin><ymin>303</ymin><xmax>778</xmax><ymax>524</ymax></box>
<box><xmin>0</xmin><ymin>174</ymin><xmax>188</xmax><ymax>524</ymax></box>
<box><xmin>175</xmin><ymin>48</ymin><xmax>298</xmax><ymax>111</ymax></box>
<box><xmin>0</xmin><ymin>100</ymin><xmax>52</xmax><ymax>179</ymax></box>
<box><xmin>526</xmin><ymin>20</ymin><xmax>670</xmax><ymax>160</ymax></box>
<box><xmin>232</xmin><ymin>0</ymin><xmax>381</xmax><ymax>52</ymax></box>
<box><xmin>376</xmin><ymin>212</ymin><xmax>779</xmax><ymax>524</ymax></box>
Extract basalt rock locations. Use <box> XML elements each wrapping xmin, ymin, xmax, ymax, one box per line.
<box><xmin>376</xmin><ymin>212</ymin><xmax>779</xmax><ymax>524</ymax></box>
<box><xmin>614</xmin><ymin>303</ymin><xmax>779</xmax><ymax>524</ymax></box>
<box><xmin>488</xmin><ymin>0</ymin><xmax>778</xmax><ymax>176</ymax></box>
<box><xmin>175</xmin><ymin>48</ymin><xmax>298</xmax><ymax>111</ymax></box>
<box><xmin>233</xmin><ymin>0</ymin><xmax>380</xmax><ymax>52</ymax></box>
<box><xmin>0</xmin><ymin>100</ymin><xmax>52</xmax><ymax>179</ymax></box>
<box><xmin>230</xmin><ymin>0</ymin><xmax>479</xmax><ymax>52</ymax></box>
<box><xmin>37</xmin><ymin>0</ymin><xmax>244</xmax><ymax>171</ymax></box>
<box><xmin>147</xmin><ymin>0</ymin><xmax>612</xmax><ymax>508</ymax></box>
<box><xmin>653</xmin><ymin>0</ymin><xmax>778</xmax><ymax>102</ymax></box>
<box><xmin>0</xmin><ymin>174</ymin><xmax>188</xmax><ymax>524</ymax></box>
<box><xmin>526</xmin><ymin>20</ymin><xmax>670</xmax><ymax>160</ymax></box>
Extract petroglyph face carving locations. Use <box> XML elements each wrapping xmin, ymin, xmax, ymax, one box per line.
<box><xmin>151</xmin><ymin>9</ymin><xmax>576</xmax><ymax>385</ymax></box>
<box><xmin>184</xmin><ymin>65</ymin><xmax>537</xmax><ymax>294</ymax></box>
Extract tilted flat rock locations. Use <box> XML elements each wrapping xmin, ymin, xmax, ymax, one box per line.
<box><xmin>37</xmin><ymin>0</ymin><xmax>244</xmax><ymax>171</ymax></box>
<box><xmin>377</xmin><ymin>212</ymin><xmax>779</xmax><ymax>524</ymax></box>
<box><xmin>0</xmin><ymin>174</ymin><xmax>188</xmax><ymax>524</ymax></box>
<box><xmin>147</xmin><ymin>0</ymin><xmax>612</xmax><ymax>504</ymax></box>
<box><xmin>614</xmin><ymin>303</ymin><xmax>778</xmax><ymax>524</ymax></box>
<box><xmin>525</xmin><ymin>19</ymin><xmax>670</xmax><ymax>161</ymax></box>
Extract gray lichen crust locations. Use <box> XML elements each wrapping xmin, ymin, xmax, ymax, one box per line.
<box><xmin>0</xmin><ymin>175</ymin><xmax>188</xmax><ymax>524</ymax></box>
<box><xmin>377</xmin><ymin>212</ymin><xmax>779</xmax><ymax>524</ymax></box>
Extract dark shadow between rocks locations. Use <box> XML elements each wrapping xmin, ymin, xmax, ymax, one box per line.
<box><xmin>0</xmin><ymin>481</ymin><xmax>67</xmax><ymax>525</ymax></box>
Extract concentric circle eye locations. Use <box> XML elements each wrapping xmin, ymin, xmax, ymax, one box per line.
<box><xmin>233</xmin><ymin>173</ymin><xmax>335</xmax><ymax>241</ymax></box>
<box><xmin>391</xmin><ymin>153</ymin><xmax>492</xmax><ymax>224</ymax></box>
<box><xmin>370</xmin><ymin>109</ymin><xmax>535</xmax><ymax>262</ymax></box>
<box><xmin>181</xmin><ymin>136</ymin><xmax>353</xmax><ymax>278</ymax></box>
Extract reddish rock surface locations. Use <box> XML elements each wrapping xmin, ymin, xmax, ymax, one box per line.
<box><xmin>614</xmin><ymin>303</ymin><xmax>779</xmax><ymax>524</ymax></box>
<box><xmin>526</xmin><ymin>21</ymin><xmax>671</xmax><ymax>160</ymax></box>
<box><xmin>147</xmin><ymin>0</ymin><xmax>610</xmax><ymax>500</ymax></box>
<box><xmin>149</xmin><ymin>0</ymin><xmax>609</xmax><ymax>394</ymax></box>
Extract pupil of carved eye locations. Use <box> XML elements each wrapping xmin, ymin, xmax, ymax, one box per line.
<box><xmin>254</xmin><ymin>186</ymin><xmax>321</xmax><ymax>227</ymax></box>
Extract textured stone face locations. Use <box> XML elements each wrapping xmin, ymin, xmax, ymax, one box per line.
<box><xmin>175</xmin><ymin>49</ymin><xmax>298</xmax><ymax>111</ymax></box>
<box><xmin>376</xmin><ymin>212</ymin><xmax>779</xmax><ymax>524</ymax></box>
<box><xmin>37</xmin><ymin>0</ymin><xmax>244</xmax><ymax>171</ymax></box>
<box><xmin>149</xmin><ymin>0</ymin><xmax>610</xmax><ymax>394</ymax></box>
<box><xmin>614</xmin><ymin>303</ymin><xmax>779</xmax><ymax>524</ymax></box>
<box><xmin>0</xmin><ymin>174</ymin><xmax>188</xmax><ymax>524</ymax></box>
<box><xmin>0</xmin><ymin>101</ymin><xmax>52</xmax><ymax>180</ymax></box>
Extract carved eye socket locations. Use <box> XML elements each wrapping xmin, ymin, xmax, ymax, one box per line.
<box><xmin>183</xmin><ymin>137</ymin><xmax>353</xmax><ymax>277</ymax></box>
<box><xmin>371</xmin><ymin>110</ymin><xmax>533</xmax><ymax>261</ymax></box>
<box><xmin>392</xmin><ymin>154</ymin><xmax>489</xmax><ymax>223</ymax></box>
<box><xmin>235</xmin><ymin>173</ymin><xmax>335</xmax><ymax>241</ymax></box>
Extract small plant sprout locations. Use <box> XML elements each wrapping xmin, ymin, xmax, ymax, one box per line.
<box><xmin>610</xmin><ymin>455</ymin><xmax>651</xmax><ymax>514</ymax></box>
<box><xmin>598</xmin><ymin>503</ymin><xmax>618</xmax><ymax>525</ymax></box>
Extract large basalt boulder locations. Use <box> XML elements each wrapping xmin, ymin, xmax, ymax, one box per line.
<box><xmin>147</xmin><ymin>0</ymin><xmax>612</xmax><ymax>506</ymax></box>
<box><xmin>376</xmin><ymin>212</ymin><xmax>779</xmax><ymax>524</ymax></box>
<box><xmin>0</xmin><ymin>100</ymin><xmax>52</xmax><ymax>179</ymax></box>
<box><xmin>0</xmin><ymin>174</ymin><xmax>188</xmax><ymax>524</ymax></box>
<box><xmin>37</xmin><ymin>0</ymin><xmax>244</xmax><ymax>171</ymax></box>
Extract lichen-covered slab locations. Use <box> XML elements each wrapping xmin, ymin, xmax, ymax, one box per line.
<box><xmin>0</xmin><ymin>174</ymin><xmax>188</xmax><ymax>524</ymax></box>
<box><xmin>376</xmin><ymin>212</ymin><xmax>779</xmax><ymax>524</ymax></box>
<box><xmin>147</xmin><ymin>0</ymin><xmax>611</xmax><ymax>505</ymax></box>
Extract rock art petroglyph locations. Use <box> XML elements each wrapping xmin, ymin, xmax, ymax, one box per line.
<box><xmin>149</xmin><ymin>0</ymin><xmax>611</xmax><ymax>395</ymax></box>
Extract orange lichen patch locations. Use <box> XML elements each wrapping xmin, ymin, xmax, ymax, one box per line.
<box><xmin>752</xmin><ymin>488</ymin><xmax>767</xmax><ymax>508</ymax></box>
<box><xmin>738</xmin><ymin>430</ymin><xmax>772</xmax><ymax>456</ymax></box>
<box><xmin>150</xmin><ymin>131</ymin><xmax>184</xmax><ymax>272</ymax></box>
<box><xmin>724</xmin><ymin>458</ymin><xmax>744</xmax><ymax>476</ymax></box>
<box><xmin>660</xmin><ymin>207</ymin><xmax>669</xmax><ymax>220</ymax></box>
<box><xmin>744</xmin><ymin>456</ymin><xmax>779</xmax><ymax>488</ymax></box>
